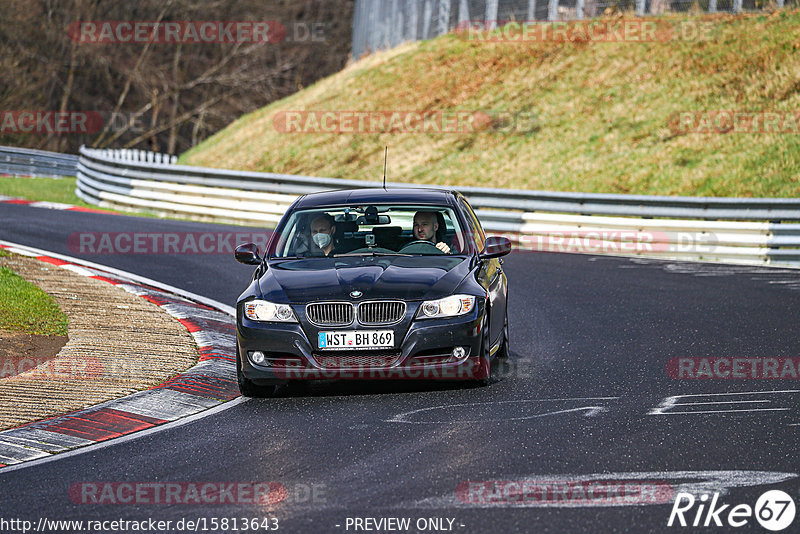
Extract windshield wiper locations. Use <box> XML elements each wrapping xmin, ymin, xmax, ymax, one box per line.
<box><xmin>335</xmin><ymin>252</ymin><xmax>411</xmax><ymax>257</ymax></box>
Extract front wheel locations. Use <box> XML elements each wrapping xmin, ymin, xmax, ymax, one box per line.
<box><xmin>236</xmin><ymin>347</ymin><xmax>277</xmax><ymax>398</ymax></box>
<box><xmin>469</xmin><ymin>320</ymin><xmax>492</xmax><ymax>387</ymax></box>
<box><xmin>497</xmin><ymin>312</ymin><xmax>510</xmax><ymax>359</ymax></box>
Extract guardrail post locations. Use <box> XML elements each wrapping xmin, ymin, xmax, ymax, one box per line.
<box><xmin>547</xmin><ymin>0</ymin><xmax>559</xmax><ymax>21</ymax></box>
<box><xmin>407</xmin><ymin>0</ymin><xmax>419</xmax><ymax>41</ymax></box>
<box><xmin>421</xmin><ymin>0</ymin><xmax>431</xmax><ymax>39</ymax></box>
<box><xmin>438</xmin><ymin>0</ymin><xmax>451</xmax><ymax>36</ymax></box>
<box><xmin>528</xmin><ymin>0</ymin><xmax>537</xmax><ymax>21</ymax></box>
<box><xmin>576</xmin><ymin>0</ymin><xmax>584</xmax><ymax>19</ymax></box>
<box><xmin>486</xmin><ymin>0</ymin><xmax>499</xmax><ymax>29</ymax></box>
<box><xmin>458</xmin><ymin>0</ymin><xmax>469</xmax><ymax>26</ymax></box>
<box><xmin>381</xmin><ymin>0</ymin><xmax>391</xmax><ymax>49</ymax></box>
<box><xmin>733</xmin><ymin>0</ymin><xmax>742</xmax><ymax>12</ymax></box>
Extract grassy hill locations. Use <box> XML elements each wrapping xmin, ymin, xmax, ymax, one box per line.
<box><xmin>181</xmin><ymin>11</ymin><xmax>800</xmax><ymax>197</ymax></box>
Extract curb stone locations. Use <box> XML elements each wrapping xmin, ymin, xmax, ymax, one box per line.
<box><xmin>0</xmin><ymin>243</ymin><xmax>238</xmax><ymax>467</ymax></box>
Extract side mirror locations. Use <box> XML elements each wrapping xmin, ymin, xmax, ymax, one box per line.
<box><xmin>235</xmin><ymin>243</ymin><xmax>262</xmax><ymax>265</ymax></box>
<box><xmin>479</xmin><ymin>236</ymin><xmax>512</xmax><ymax>259</ymax></box>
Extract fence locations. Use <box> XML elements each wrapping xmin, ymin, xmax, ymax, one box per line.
<box><xmin>85</xmin><ymin>148</ymin><xmax>177</xmax><ymax>165</ymax></box>
<box><xmin>352</xmin><ymin>0</ymin><xmax>798</xmax><ymax>58</ymax></box>
<box><xmin>74</xmin><ymin>146</ymin><xmax>800</xmax><ymax>267</ymax></box>
<box><xmin>0</xmin><ymin>146</ymin><xmax>78</xmax><ymax>178</ymax></box>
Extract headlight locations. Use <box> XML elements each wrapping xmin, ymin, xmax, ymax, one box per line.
<box><xmin>244</xmin><ymin>299</ymin><xmax>297</xmax><ymax>322</ymax></box>
<box><xmin>417</xmin><ymin>295</ymin><xmax>475</xmax><ymax>319</ymax></box>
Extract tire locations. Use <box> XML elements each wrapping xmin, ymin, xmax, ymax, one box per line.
<box><xmin>497</xmin><ymin>312</ymin><xmax>510</xmax><ymax>359</ymax></box>
<box><xmin>236</xmin><ymin>347</ymin><xmax>277</xmax><ymax>398</ymax></box>
<box><xmin>469</xmin><ymin>318</ymin><xmax>492</xmax><ymax>387</ymax></box>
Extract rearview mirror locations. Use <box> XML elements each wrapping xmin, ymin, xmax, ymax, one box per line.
<box><xmin>355</xmin><ymin>214</ymin><xmax>391</xmax><ymax>225</ymax></box>
<box><xmin>235</xmin><ymin>243</ymin><xmax>262</xmax><ymax>265</ymax></box>
<box><xmin>479</xmin><ymin>236</ymin><xmax>512</xmax><ymax>259</ymax></box>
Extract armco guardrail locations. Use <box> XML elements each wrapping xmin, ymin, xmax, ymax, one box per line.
<box><xmin>0</xmin><ymin>146</ymin><xmax>79</xmax><ymax>178</ymax></box>
<box><xmin>75</xmin><ymin>146</ymin><xmax>800</xmax><ymax>267</ymax></box>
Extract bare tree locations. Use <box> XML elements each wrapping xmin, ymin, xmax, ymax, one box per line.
<box><xmin>0</xmin><ymin>0</ymin><xmax>354</xmax><ymax>154</ymax></box>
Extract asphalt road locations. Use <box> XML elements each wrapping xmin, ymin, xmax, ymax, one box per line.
<box><xmin>2</xmin><ymin>203</ymin><xmax>800</xmax><ymax>534</ymax></box>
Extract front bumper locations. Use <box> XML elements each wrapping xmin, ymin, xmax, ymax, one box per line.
<box><xmin>237</xmin><ymin>300</ymin><xmax>486</xmax><ymax>383</ymax></box>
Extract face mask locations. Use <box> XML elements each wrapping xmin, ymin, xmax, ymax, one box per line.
<box><xmin>313</xmin><ymin>232</ymin><xmax>332</xmax><ymax>249</ymax></box>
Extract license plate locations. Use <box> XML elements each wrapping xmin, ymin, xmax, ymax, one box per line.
<box><xmin>318</xmin><ymin>330</ymin><xmax>394</xmax><ymax>350</ymax></box>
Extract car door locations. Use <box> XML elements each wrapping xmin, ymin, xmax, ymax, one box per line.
<box><xmin>458</xmin><ymin>196</ymin><xmax>508</xmax><ymax>350</ymax></box>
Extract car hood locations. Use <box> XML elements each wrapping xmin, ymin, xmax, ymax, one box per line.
<box><xmin>258</xmin><ymin>255</ymin><xmax>472</xmax><ymax>303</ymax></box>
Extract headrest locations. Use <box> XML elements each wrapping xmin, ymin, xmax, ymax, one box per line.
<box><xmin>335</xmin><ymin>220</ymin><xmax>358</xmax><ymax>233</ymax></box>
<box><xmin>372</xmin><ymin>226</ymin><xmax>402</xmax><ymax>237</ymax></box>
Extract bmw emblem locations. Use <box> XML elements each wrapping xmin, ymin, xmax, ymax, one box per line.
<box><xmin>350</xmin><ymin>290</ymin><xmax>363</xmax><ymax>299</ymax></box>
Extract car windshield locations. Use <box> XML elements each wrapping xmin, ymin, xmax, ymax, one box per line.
<box><xmin>270</xmin><ymin>204</ymin><xmax>470</xmax><ymax>258</ymax></box>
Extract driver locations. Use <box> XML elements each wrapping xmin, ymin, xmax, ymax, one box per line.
<box><xmin>412</xmin><ymin>211</ymin><xmax>450</xmax><ymax>253</ymax></box>
<box><xmin>309</xmin><ymin>213</ymin><xmax>338</xmax><ymax>257</ymax></box>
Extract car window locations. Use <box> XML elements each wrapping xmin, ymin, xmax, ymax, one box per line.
<box><xmin>270</xmin><ymin>204</ymin><xmax>467</xmax><ymax>258</ymax></box>
<box><xmin>459</xmin><ymin>198</ymin><xmax>485</xmax><ymax>251</ymax></box>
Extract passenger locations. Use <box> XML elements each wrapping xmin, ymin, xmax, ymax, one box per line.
<box><xmin>309</xmin><ymin>213</ymin><xmax>338</xmax><ymax>257</ymax></box>
<box><xmin>412</xmin><ymin>211</ymin><xmax>450</xmax><ymax>253</ymax></box>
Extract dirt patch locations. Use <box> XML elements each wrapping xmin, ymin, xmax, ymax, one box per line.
<box><xmin>0</xmin><ymin>329</ymin><xmax>68</xmax><ymax>378</ymax></box>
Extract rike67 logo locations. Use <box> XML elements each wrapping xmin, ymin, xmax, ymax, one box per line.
<box><xmin>668</xmin><ymin>490</ymin><xmax>796</xmax><ymax>531</ymax></box>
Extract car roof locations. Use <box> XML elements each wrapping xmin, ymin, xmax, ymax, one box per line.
<box><xmin>292</xmin><ymin>188</ymin><xmax>458</xmax><ymax>209</ymax></box>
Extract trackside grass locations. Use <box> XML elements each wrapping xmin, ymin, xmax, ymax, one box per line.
<box><xmin>181</xmin><ymin>11</ymin><xmax>800</xmax><ymax>198</ymax></box>
<box><xmin>0</xmin><ymin>176</ymin><xmax>200</xmax><ymax>221</ymax></box>
<box><xmin>0</xmin><ymin>176</ymin><xmax>92</xmax><ymax>207</ymax></box>
<box><xmin>0</xmin><ymin>251</ymin><xmax>69</xmax><ymax>336</ymax></box>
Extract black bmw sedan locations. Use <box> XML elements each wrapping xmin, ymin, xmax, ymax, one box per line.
<box><xmin>234</xmin><ymin>188</ymin><xmax>511</xmax><ymax>396</ymax></box>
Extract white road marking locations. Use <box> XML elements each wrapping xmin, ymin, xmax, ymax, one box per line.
<box><xmin>671</xmin><ymin>400</ymin><xmax>770</xmax><ymax>405</ymax></box>
<box><xmin>29</xmin><ymin>201</ymin><xmax>74</xmax><ymax>210</ymax></box>
<box><xmin>649</xmin><ymin>390</ymin><xmax>799</xmax><ymax>415</ymax></box>
<box><xmin>653</xmin><ymin>408</ymin><xmax>790</xmax><ymax>415</ymax></box>
<box><xmin>58</xmin><ymin>263</ymin><xmax>95</xmax><ymax>277</ymax></box>
<box><xmin>386</xmin><ymin>397</ymin><xmax>619</xmax><ymax>424</ymax></box>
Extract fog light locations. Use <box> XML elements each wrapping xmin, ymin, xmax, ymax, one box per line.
<box><xmin>251</xmin><ymin>351</ymin><xmax>266</xmax><ymax>365</ymax></box>
<box><xmin>452</xmin><ymin>346</ymin><xmax>466</xmax><ymax>360</ymax></box>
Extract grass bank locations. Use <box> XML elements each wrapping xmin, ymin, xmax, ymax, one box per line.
<box><xmin>182</xmin><ymin>11</ymin><xmax>800</xmax><ymax>198</ymax></box>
